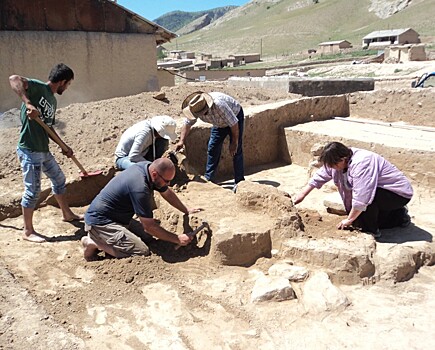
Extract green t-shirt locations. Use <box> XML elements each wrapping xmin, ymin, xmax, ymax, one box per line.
<box><xmin>17</xmin><ymin>79</ymin><xmax>57</xmax><ymax>152</ymax></box>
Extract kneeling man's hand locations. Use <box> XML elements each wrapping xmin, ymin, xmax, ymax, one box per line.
<box><xmin>177</xmin><ymin>233</ymin><xmax>193</xmax><ymax>246</ymax></box>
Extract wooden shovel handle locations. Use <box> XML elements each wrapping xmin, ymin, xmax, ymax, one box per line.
<box><xmin>33</xmin><ymin>117</ymin><xmax>88</xmax><ymax>175</ymax></box>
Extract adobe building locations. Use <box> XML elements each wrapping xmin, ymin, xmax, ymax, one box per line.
<box><xmin>362</xmin><ymin>28</ymin><xmax>420</xmax><ymax>49</ymax></box>
<box><xmin>168</xmin><ymin>50</ymin><xmax>185</xmax><ymax>60</ymax></box>
<box><xmin>228</xmin><ymin>53</ymin><xmax>261</xmax><ymax>65</ymax></box>
<box><xmin>207</xmin><ymin>58</ymin><xmax>229</xmax><ymax>70</ymax></box>
<box><xmin>384</xmin><ymin>44</ymin><xmax>427</xmax><ymax>62</ymax></box>
<box><xmin>181</xmin><ymin>52</ymin><xmax>196</xmax><ymax>60</ymax></box>
<box><xmin>182</xmin><ymin>68</ymin><xmax>266</xmax><ymax>82</ymax></box>
<box><xmin>318</xmin><ymin>40</ymin><xmax>352</xmax><ymax>54</ymax></box>
<box><xmin>0</xmin><ymin>0</ymin><xmax>176</xmax><ymax>111</ymax></box>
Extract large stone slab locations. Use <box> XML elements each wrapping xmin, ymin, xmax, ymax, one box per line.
<box><xmin>288</xmin><ymin>78</ymin><xmax>374</xmax><ymax>96</ymax></box>
<box><xmin>284</xmin><ymin>118</ymin><xmax>435</xmax><ymax>184</ymax></box>
<box><xmin>280</xmin><ymin>236</ymin><xmax>377</xmax><ymax>285</ymax></box>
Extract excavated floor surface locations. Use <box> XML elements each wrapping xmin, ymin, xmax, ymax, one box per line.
<box><xmin>1</xmin><ymin>71</ymin><xmax>435</xmax><ymax>348</ymax></box>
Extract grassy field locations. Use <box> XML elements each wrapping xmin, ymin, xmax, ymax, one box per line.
<box><xmin>165</xmin><ymin>0</ymin><xmax>435</xmax><ymax>62</ymax></box>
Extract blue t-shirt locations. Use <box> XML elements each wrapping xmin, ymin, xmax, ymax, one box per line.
<box><xmin>85</xmin><ymin>162</ymin><xmax>167</xmax><ymax>226</ymax></box>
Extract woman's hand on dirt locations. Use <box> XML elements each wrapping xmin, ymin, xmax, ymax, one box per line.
<box><xmin>293</xmin><ymin>192</ymin><xmax>305</xmax><ymax>205</ymax></box>
<box><xmin>337</xmin><ymin>218</ymin><xmax>353</xmax><ymax>230</ymax></box>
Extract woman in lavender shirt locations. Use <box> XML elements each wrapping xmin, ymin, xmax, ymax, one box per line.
<box><xmin>294</xmin><ymin>142</ymin><xmax>413</xmax><ymax>238</ymax></box>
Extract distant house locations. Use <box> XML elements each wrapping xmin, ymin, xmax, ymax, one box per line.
<box><xmin>384</xmin><ymin>44</ymin><xmax>427</xmax><ymax>63</ymax></box>
<box><xmin>157</xmin><ymin>45</ymin><xmax>168</xmax><ymax>58</ymax></box>
<box><xmin>318</xmin><ymin>40</ymin><xmax>352</xmax><ymax>54</ymax></box>
<box><xmin>207</xmin><ymin>59</ymin><xmax>228</xmax><ymax>70</ymax></box>
<box><xmin>181</xmin><ymin>52</ymin><xmax>196</xmax><ymax>60</ymax></box>
<box><xmin>168</xmin><ymin>50</ymin><xmax>185</xmax><ymax>60</ymax></box>
<box><xmin>0</xmin><ymin>0</ymin><xmax>176</xmax><ymax>111</ymax></box>
<box><xmin>228</xmin><ymin>53</ymin><xmax>261</xmax><ymax>65</ymax></box>
<box><xmin>199</xmin><ymin>53</ymin><xmax>213</xmax><ymax>61</ymax></box>
<box><xmin>362</xmin><ymin>28</ymin><xmax>420</xmax><ymax>49</ymax></box>
<box><xmin>157</xmin><ymin>59</ymin><xmax>194</xmax><ymax>69</ymax></box>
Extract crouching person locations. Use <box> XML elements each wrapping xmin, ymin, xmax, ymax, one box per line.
<box><xmin>82</xmin><ymin>158</ymin><xmax>201</xmax><ymax>261</ymax></box>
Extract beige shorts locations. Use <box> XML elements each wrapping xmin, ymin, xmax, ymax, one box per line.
<box><xmin>85</xmin><ymin>220</ymin><xmax>151</xmax><ymax>258</ymax></box>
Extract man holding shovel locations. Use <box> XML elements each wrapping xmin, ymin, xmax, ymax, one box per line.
<box><xmin>9</xmin><ymin>63</ymin><xmax>82</xmax><ymax>243</ymax></box>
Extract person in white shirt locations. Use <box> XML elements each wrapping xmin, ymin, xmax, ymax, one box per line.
<box><xmin>115</xmin><ymin>115</ymin><xmax>177</xmax><ymax>170</ymax></box>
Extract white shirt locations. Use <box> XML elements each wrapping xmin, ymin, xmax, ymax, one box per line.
<box><xmin>115</xmin><ymin>120</ymin><xmax>154</xmax><ymax>162</ymax></box>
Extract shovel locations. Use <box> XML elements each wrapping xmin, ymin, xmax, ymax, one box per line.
<box><xmin>34</xmin><ymin>116</ymin><xmax>102</xmax><ymax>178</ymax></box>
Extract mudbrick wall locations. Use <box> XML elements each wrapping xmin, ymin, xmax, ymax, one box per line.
<box><xmin>182</xmin><ymin>95</ymin><xmax>350</xmax><ymax>179</ymax></box>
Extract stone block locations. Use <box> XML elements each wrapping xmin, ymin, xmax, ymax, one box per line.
<box><xmin>297</xmin><ymin>271</ymin><xmax>350</xmax><ymax>313</ymax></box>
<box><xmin>281</xmin><ymin>236</ymin><xmax>376</xmax><ymax>284</ymax></box>
<box><xmin>251</xmin><ymin>274</ymin><xmax>295</xmax><ymax>303</ymax></box>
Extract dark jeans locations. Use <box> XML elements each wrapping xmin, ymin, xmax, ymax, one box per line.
<box><xmin>355</xmin><ymin>187</ymin><xmax>410</xmax><ymax>234</ymax></box>
<box><xmin>204</xmin><ymin>108</ymin><xmax>245</xmax><ymax>184</ymax></box>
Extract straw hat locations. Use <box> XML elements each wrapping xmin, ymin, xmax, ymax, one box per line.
<box><xmin>181</xmin><ymin>91</ymin><xmax>214</xmax><ymax>120</ymax></box>
<box><xmin>150</xmin><ymin>115</ymin><xmax>177</xmax><ymax>141</ymax></box>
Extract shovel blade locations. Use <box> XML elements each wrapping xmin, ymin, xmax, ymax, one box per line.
<box><xmin>79</xmin><ymin>170</ymin><xmax>103</xmax><ymax>178</ymax></box>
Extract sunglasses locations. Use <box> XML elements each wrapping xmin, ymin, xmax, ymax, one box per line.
<box><xmin>156</xmin><ymin>171</ymin><xmax>172</xmax><ymax>184</ymax></box>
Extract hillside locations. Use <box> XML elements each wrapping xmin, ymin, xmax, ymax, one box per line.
<box><xmin>164</xmin><ymin>0</ymin><xmax>435</xmax><ymax>59</ymax></box>
<box><xmin>154</xmin><ymin>6</ymin><xmax>237</xmax><ymax>34</ymax></box>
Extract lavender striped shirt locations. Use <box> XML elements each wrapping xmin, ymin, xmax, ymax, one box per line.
<box><xmin>309</xmin><ymin>148</ymin><xmax>413</xmax><ymax>212</ymax></box>
<box><xmin>184</xmin><ymin>92</ymin><xmax>241</xmax><ymax>128</ymax></box>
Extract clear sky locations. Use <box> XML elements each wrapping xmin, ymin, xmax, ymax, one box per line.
<box><xmin>116</xmin><ymin>0</ymin><xmax>249</xmax><ymax>21</ymax></box>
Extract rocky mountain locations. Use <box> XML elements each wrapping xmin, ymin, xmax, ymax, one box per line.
<box><xmin>154</xmin><ymin>6</ymin><xmax>237</xmax><ymax>34</ymax></box>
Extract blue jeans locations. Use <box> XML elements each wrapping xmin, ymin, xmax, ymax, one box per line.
<box><xmin>115</xmin><ymin>157</ymin><xmax>136</xmax><ymax>170</ymax></box>
<box><xmin>205</xmin><ymin>108</ymin><xmax>245</xmax><ymax>184</ymax></box>
<box><xmin>17</xmin><ymin>147</ymin><xmax>66</xmax><ymax>208</ymax></box>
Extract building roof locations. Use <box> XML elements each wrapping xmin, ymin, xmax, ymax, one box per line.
<box><xmin>0</xmin><ymin>0</ymin><xmax>176</xmax><ymax>44</ymax></box>
<box><xmin>229</xmin><ymin>53</ymin><xmax>261</xmax><ymax>57</ymax></box>
<box><xmin>318</xmin><ymin>40</ymin><xmax>350</xmax><ymax>46</ymax></box>
<box><xmin>363</xmin><ymin>28</ymin><xmax>414</xmax><ymax>40</ymax></box>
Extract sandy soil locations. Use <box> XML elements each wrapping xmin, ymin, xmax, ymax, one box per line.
<box><xmin>0</xmin><ymin>61</ymin><xmax>434</xmax><ymax>349</ymax></box>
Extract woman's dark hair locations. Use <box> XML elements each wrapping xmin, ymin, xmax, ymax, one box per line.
<box><xmin>48</xmin><ymin>63</ymin><xmax>74</xmax><ymax>83</ymax></box>
<box><xmin>319</xmin><ymin>142</ymin><xmax>352</xmax><ymax>167</ymax></box>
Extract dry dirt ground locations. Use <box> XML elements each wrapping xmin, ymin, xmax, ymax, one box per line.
<box><xmin>0</xmin><ymin>62</ymin><xmax>434</xmax><ymax>349</ymax></box>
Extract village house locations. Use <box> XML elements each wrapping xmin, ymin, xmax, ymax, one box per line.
<box><xmin>157</xmin><ymin>45</ymin><xmax>169</xmax><ymax>58</ymax></box>
<box><xmin>384</xmin><ymin>43</ymin><xmax>427</xmax><ymax>62</ymax></box>
<box><xmin>318</xmin><ymin>40</ymin><xmax>352</xmax><ymax>54</ymax></box>
<box><xmin>0</xmin><ymin>0</ymin><xmax>176</xmax><ymax>111</ymax></box>
<box><xmin>362</xmin><ymin>28</ymin><xmax>420</xmax><ymax>49</ymax></box>
<box><xmin>228</xmin><ymin>53</ymin><xmax>261</xmax><ymax>65</ymax></box>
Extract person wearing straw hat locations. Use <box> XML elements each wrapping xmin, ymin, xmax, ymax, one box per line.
<box><xmin>115</xmin><ymin>115</ymin><xmax>177</xmax><ymax>170</ymax></box>
<box><xmin>176</xmin><ymin>91</ymin><xmax>245</xmax><ymax>190</ymax></box>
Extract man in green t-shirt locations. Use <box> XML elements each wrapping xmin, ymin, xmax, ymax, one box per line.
<box><xmin>9</xmin><ymin>63</ymin><xmax>82</xmax><ymax>243</ymax></box>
